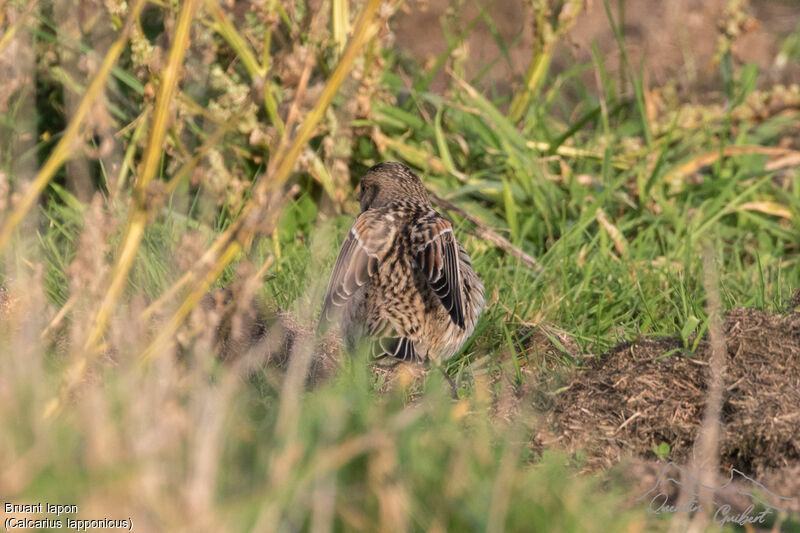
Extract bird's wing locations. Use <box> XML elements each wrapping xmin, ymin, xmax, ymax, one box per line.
<box><xmin>376</xmin><ymin>337</ymin><xmax>420</xmax><ymax>362</ymax></box>
<box><xmin>320</xmin><ymin>209</ymin><xmax>396</xmax><ymax>325</ymax></box>
<box><xmin>412</xmin><ymin>213</ymin><xmax>465</xmax><ymax>329</ymax></box>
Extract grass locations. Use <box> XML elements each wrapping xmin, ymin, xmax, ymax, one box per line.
<box><xmin>2</xmin><ymin>0</ymin><xmax>800</xmax><ymax>530</ymax></box>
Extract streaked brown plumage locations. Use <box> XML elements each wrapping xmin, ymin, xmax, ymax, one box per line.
<box><xmin>320</xmin><ymin>162</ymin><xmax>484</xmax><ymax>364</ymax></box>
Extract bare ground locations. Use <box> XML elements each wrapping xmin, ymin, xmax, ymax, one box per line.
<box><xmin>392</xmin><ymin>0</ymin><xmax>800</xmax><ymax>96</ymax></box>
<box><xmin>530</xmin><ymin>305</ymin><xmax>800</xmax><ymax>514</ymax></box>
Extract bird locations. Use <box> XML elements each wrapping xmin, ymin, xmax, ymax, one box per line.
<box><xmin>319</xmin><ymin>162</ymin><xmax>484</xmax><ymax>365</ymax></box>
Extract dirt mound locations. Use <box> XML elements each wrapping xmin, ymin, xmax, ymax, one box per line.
<box><xmin>549</xmin><ymin>308</ymin><xmax>800</xmax><ymax>480</ymax></box>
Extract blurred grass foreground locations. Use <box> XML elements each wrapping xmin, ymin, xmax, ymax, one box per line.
<box><xmin>2</xmin><ymin>0</ymin><xmax>800</xmax><ymax>531</ymax></box>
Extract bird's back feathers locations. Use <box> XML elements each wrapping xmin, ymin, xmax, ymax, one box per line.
<box><xmin>319</xmin><ymin>162</ymin><xmax>483</xmax><ymax>363</ymax></box>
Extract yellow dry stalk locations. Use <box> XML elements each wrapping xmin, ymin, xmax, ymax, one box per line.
<box><xmin>733</xmin><ymin>201</ymin><xmax>793</xmax><ymax>220</ymax></box>
<box><xmin>82</xmin><ymin>0</ymin><xmax>202</xmax><ymax>354</ymax></box>
<box><xmin>137</xmin><ymin>0</ymin><xmax>384</xmax><ymax>364</ymax></box>
<box><xmin>139</xmin><ymin>240</ymin><xmax>242</xmax><ymax>364</ymax></box>
<box><xmin>207</xmin><ymin>0</ymin><xmax>264</xmax><ymax>79</ymax></box>
<box><xmin>595</xmin><ymin>208</ymin><xmax>628</xmax><ymax>257</ymax></box>
<box><xmin>139</xmin><ymin>216</ymin><xmax>243</xmax><ymax>321</ymax></box>
<box><xmin>207</xmin><ymin>0</ymin><xmax>285</xmax><ymax>134</ymax></box>
<box><xmin>259</xmin><ymin>0</ymin><xmax>382</xmax><ymax>200</ymax></box>
<box><xmin>371</xmin><ymin>130</ymin><xmax>467</xmax><ymax>181</ymax></box>
<box><xmin>665</xmin><ymin>145</ymin><xmax>799</xmax><ymax>192</ymax></box>
<box><xmin>525</xmin><ymin>141</ymin><xmax>631</xmax><ymax>169</ymax></box>
<box><xmin>41</xmin><ymin>0</ymin><xmax>202</xmax><ymax>421</ymax></box>
<box><xmin>0</xmin><ymin>0</ymin><xmax>146</xmax><ymax>254</ymax></box>
<box><xmin>138</xmin><ymin>185</ymin><xmax>289</xmax><ymax>323</ymax></box>
<box><xmin>332</xmin><ymin>0</ymin><xmax>351</xmax><ymax>55</ymax></box>
<box><xmin>0</xmin><ymin>0</ymin><xmax>39</xmax><ymax>55</ymax></box>
<box><xmin>114</xmin><ymin>108</ymin><xmax>151</xmax><ymax>200</ymax></box>
<box><xmin>507</xmin><ymin>0</ymin><xmax>584</xmax><ymax>124</ymax></box>
<box><xmin>164</xmin><ymin>116</ymin><xmax>237</xmax><ymax>194</ymax></box>
<box><xmin>140</xmin><ymin>253</ymin><xmax>275</xmax><ymax>364</ymax></box>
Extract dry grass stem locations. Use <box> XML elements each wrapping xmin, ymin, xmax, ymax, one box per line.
<box><xmin>84</xmin><ymin>0</ymin><xmax>202</xmax><ymax>354</ymax></box>
<box><xmin>138</xmin><ymin>0</ymin><xmax>383</xmax><ymax>366</ymax></box>
<box><xmin>42</xmin><ymin>0</ymin><xmax>201</xmax><ymax>420</ymax></box>
<box><xmin>685</xmin><ymin>246</ymin><xmax>726</xmax><ymax>532</ymax></box>
<box><xmin>432</xmin><ymin>194</ymin><xmax>541</xmax><ymax>272</ymax></box>
<box><xmin>0</xmin><ymin>0</ymin><xmax>146</xmax><ymax>254</ymax></box>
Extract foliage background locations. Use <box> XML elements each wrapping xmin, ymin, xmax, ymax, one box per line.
<box><xmin>1</xmin><ymin>0</ymin><xmax>799</xmax><ymax>530</ymax></box>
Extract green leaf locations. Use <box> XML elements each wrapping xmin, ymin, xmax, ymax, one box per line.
<box><xmin>434</xmin><ymin>108</ymin><xmax>456</xmax><ymax>173</ymax></box>
<box><xmin>502</xmin><ymin>177</ymin><xmax>519</xmax><ymax>243</ymax></box>
<box><xmin>652</xmin><ymin>442</ymin><xmax>670</xmax><ymax>461</ymax></box>
<box><xmin>680</xmin><ymin>315</ymin><xmax>700</xmax><ymax>344</ymax></box>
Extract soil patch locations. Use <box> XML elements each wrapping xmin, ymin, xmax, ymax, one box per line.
<box><xmin>546</xmin><ymin>308</ymin><xmax>800</xmax><ymax>499</ymax></box>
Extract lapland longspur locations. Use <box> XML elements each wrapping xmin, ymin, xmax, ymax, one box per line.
<box><xmin>320</xmin><ymin>162</ymin><xmax>484</xmax><ymax>364</ymax></box>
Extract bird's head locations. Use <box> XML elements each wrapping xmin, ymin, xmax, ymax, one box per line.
<box><xmin>357</xmin><ymin>162</ymin><xmax>428</xmax><ymax>211</ymax></box>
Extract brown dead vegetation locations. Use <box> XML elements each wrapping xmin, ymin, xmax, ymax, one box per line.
<box><xmin>540</xmin><ymin>307</ymin><xmax>800</xmax><ymax>511</ymax></box>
